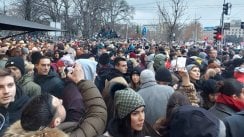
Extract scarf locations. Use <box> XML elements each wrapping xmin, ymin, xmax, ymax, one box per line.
<box><xmin>216</xmin><ymin>93</ymin><xmax>244</xmax><ymax>111</ymax></box>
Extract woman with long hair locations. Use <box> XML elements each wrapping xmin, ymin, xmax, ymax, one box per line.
<box><xmin>129</xmin><ymin>68</ymin><xmax>142</xmax><ymax>91</ymax></box>
<box><xmin>103</xmin><ymin>88</ymin><xmax>159</xmax><ymax>137</ymax></box>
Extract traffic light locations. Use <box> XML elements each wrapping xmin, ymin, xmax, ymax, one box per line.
<box><xmin>223</xmin><ymin>3</ymin><xmax>228</xmax><ymax>15</ymax></box>
<box><xmin>241</xmin><ymin>22</ymin><xmax>244</xmax><ymax>29</ymax></box>
<box><xmin>213</xmin><ymin>27</ymin><xmax>222</xmax><ymax>41</ymax></box>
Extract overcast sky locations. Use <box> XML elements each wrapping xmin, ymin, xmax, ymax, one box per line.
<box><xmin>1</xmin><ymin>0</ymin><xmax>243</xmax><ymax>27</ymax></box>
<box><xmin>126</xmin><ymin>0</ymin><xmax>244</xmax><ymax>27</ymax></box>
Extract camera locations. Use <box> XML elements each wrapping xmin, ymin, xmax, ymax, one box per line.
<box><xmin>64</xmin><ymin>66</ymin><xmax>74</xmax><ymax>74</ymax></box>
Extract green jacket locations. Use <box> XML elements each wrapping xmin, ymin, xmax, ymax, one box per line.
<box><xmin>17</xmin><ymin>74</ymin><xmax>41</xmax><ymax>97</ymax></box>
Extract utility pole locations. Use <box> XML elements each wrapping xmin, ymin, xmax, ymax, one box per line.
<box><xmin>194</xmin><ymin>12</ymin><xmax>201</xmax><ymax>43</ymax></box>
<box><xmin>220</xmin><ymin>0</ymin><xmax>232</xmax><ymax>51</ymax></box>
<box><xmin>1</xmin><ymin>0</ymin><xmax>7</xmax><ymax>15</ymax></box>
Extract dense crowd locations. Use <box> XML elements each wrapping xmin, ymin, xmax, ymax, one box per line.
<box><xmin>0</xmin><ymin>38</ymin><xmax>243</xmax><ymax>137</ymax></box>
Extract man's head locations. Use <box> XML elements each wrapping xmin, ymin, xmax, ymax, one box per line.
<box><xmin>21</xmin><ymin>94</ymin><xmax>66</xmax><ymax>131</ymax></box>
<box><xmin>35</xmin><ymin>56</ymin><xmax>51</xmax><ymax>75</ymax></box>
<box><xmin>5</xmin><ymin>57</ymin><xmax>25</xmax><ymax>81</ymax></box>
<box><xmin>10</xmin><ymin>47</ymin><xmax>22</xmax><ymax>57</ymax></box>
<box><xmin>114</xmin><ymin>57</ymin><xmax>128</xmax><ymax>74</ymax></box>
<box><xmin>208</xmin><ymin>49</ymin><xmax>218</xmax><ymax>59</ymax></box>
<box><xmin>0</xmin><ymin>69</ymin><xmax>16</xmax><ymax>108</ymax></box>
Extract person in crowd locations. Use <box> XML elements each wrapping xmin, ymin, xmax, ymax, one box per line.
<box><xmin>53</xmin><ymin>50</ymin><xmax>61</xmax><ymax>63</ymax></box>
<box><xmin>201</xmin><ymin>79</ymin><xmax>219</xmax><ymax>109</ymax></box>
<box><xmin>129</xmin><ymin>67</ymin><xmax>142</xmax><ymax>91</ymax></box>
<box><xmin>232</xmin><ymin>49</ymin><xmax>244</xmax><ymax>59</ymax></box>
<box><xmin>209</xmin><ymin>78</ymin><xmax>244</xmax><ymax>120</ymax></box>
<box><xmin>205</xmin><ymin>60</ymin><xmax>223</xmax><ymax>80</ymax></box>
<box><xmin>207</xmin><ymin>49</ymin><xmax>221</xmax><ymax>65</ymax></box>
<box><xmin>5</xmin><ymin>57</ymin><xmax>41</xmax><ymax>97</ymax></box>
<box><xmin>155</xmin><ymin>67</ymin><xmax>172</xmax><ymax>86</ymax></box>
<box><xmin>139</xmin><ymin>53</ymin><xmax>146</xmax><ymax>70</ymax></box>
<box><xmin>0</xmin><ymin>69</ymin><xmax>29</xmax><ymax>135</ymax></box>
<box><xmin>153</xmin><ymin>91</ymin><xmax>191</xmax><ymax>136</ymax></box>
<box><xmin>163</xmin><ymin>105</ymin><xmax>226</xmax><ymax>137</ymax></box>
<box><xmin>103</xmin><ymin>88</ymin><xmax>159</xmax><ymax>137</ymax></box>
<box><xmin>30</xmin><ymin>51</ymin><xmax>42</xmax><ymax>65</ymax></box>
<box><xmin>153</xmin><ymin>53</ymin><xmax>167</xmax><ymax>73</ymax></box>
<box><xmin>107</xmin><ymin>57</ymin><xmax>129</xmax><ymax>83</ymax></box>
<box><xmin>138</xmin><ymin>69</ymin><xmax>174</xmax><ymax>125</ymax></box>
<box><xmin>3</xmin><ymin>64</ymin><xmax>107</xmax><ymax>137</ymax></box>
<box><xmin>54</xmin><ymin>59</ymin><xmax>85</xmax><ymax>122</ymax></box>
<box><xmin>34</xmin><ymin>56</ymin><xmax>64</xmax><ymax>98</ymax></box>
<box><xmin>0</xmin><ymin>51</ymin><xmax>8</xmax><ymax>69</ymax></box>
<box><xmin>203</xmin><ymin>68</ymin><xmax>218</xmax><ymax>80</ymax></box>
<box><xmin>175</xmin><ymin>67</ymin><xmax>201</xmax><ymax>107</ymax></box>
<box><xmin>102</xmin><ymin>76</ymin><xmax>128</xmax><ymax>129</ymax></box>
<box><xmin>186</xmin><ymin>64</ymin><xmax>203</xmax><ymax>92</ymax></box>
<box><xmin>10</xmin><ymin>47</ymin><xmax>22</xmax><ymax>57</ymax></box>
<box><xmin>95</xmin><ymin>53</ymin><xmax>113</xmax><ymax>92</ymax></box>
<box><xmin>223</xmin><ymin>109</ymin><xmax>244</xmax><ymax>137</ymax></box>
<box><xmin>145</xmin><ymin>53</ymin><xmax>155</xmax><ymax>71</ymax></box>
<box><xmin>233</xmin><ymin>64</ymin><xmax>244</xmax><ymax>83</ymax></box>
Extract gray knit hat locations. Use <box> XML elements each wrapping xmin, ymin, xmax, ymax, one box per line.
<box><xmin>186</xmin><ymin>64</ymin><xmax>198</xmax><ymax>72</ymax></box>
<box><xmin>140</xmin><ymin>69</ymin><xmax>155</xmax><ymax>84</ymax></box>
<box><xmin>115</xmin><ymin>88</ymin><xmax>145</xmax><ymax>119</ymax></box>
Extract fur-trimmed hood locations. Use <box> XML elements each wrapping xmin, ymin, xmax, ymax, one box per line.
<box><xmin>3</xmin><ymin>121</ymin><xmax>68</xmax><ymax>137</ymax></box>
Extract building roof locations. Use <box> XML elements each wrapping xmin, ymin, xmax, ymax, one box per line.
<box><xmin>0</xmin><ymin>15</ymin><xmax>59</xmax><ymax>31</ymax></box>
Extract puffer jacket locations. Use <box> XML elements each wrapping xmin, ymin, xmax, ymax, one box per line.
<box><xmin>17</xmin><ymin>73</ymin><xmax>41</xmax><ymax>97</ymax></box>
<box><xmin>58</xmin><ymin>80</ymin><xmax>107</xmax><ymax>137</ymax></box>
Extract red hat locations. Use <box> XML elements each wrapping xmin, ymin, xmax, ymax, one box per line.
<box><xmin>234</xmin><ymin>72</ymin><xmax>244</xmax><ymax>83</ymax></box>
<box><xmin>56</xmin><ymin>60</ymin><xmax>65</xmax><ymax>68</ymax></box>
<box><xmin>129</xmin><ymin>52</ymin><xmax>137</xmax><ymax>59</ymax></box>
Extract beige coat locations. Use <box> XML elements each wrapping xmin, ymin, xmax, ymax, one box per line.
<box><xmin>3</xmin><ymin>121</ymin><xmax>68</xmax><ymax>137</ymax></box>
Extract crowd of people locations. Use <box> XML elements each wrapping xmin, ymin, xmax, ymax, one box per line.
<box><xmin>0</xmin><ymin>38</ymin><xmax>243</xmax><ymax>137</ymax></box>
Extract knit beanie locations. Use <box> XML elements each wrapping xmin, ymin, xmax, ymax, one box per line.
<box><xmin>155</xmin><ymin>67</ymin><xmax>172</xmax><ymax>83</ymax></box>
<box><xmin>186</xmin><ymin>64</ymin><xmax>198</xmax><ymax>72</ymax></box>
<box><xmin>153</xmin><ymin>54</ymin><xmax>166</xmax><ymax>71</ymax></box>
<box><xmin>5</xmin><ymin>57</ymin><xmax>25</xmax><ymax>75</ymax></box>
<box><xmin>131</xmin><ymin>67</ymin><xmax>142</xmax><ymax>76</ymax></box>
<box><xmin>140</xmin><ymin>69</ymin><xmax>155</xmax><ymax>84</ymax></box>
<box><xmin>115</xmin><ymin>88</ymin><xmax>145</xmax><ymax>119</ymax></box>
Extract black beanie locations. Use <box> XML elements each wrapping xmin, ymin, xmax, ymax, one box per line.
<box><xmin>5</xmin><ymin>57</ymin><xmax>25</xmax><ymax>75</ymax></box>
<box><xmin>155</xmin><ymin>67</ymin><xmax>172</xmax><ymax>83</ymax></box>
